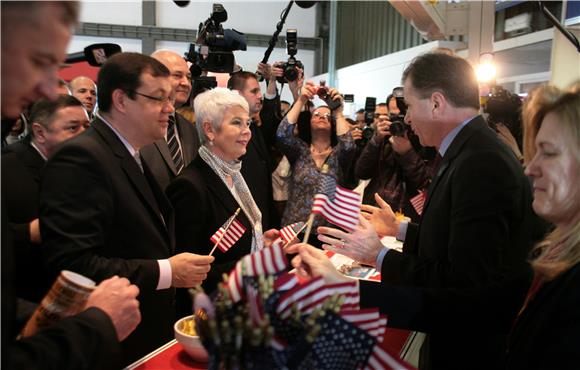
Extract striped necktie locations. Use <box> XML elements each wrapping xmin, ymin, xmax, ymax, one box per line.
<box><xmin>167</xmin><ymin>115</ymin><xmax>184</xmax><ymax>174</ymax></box>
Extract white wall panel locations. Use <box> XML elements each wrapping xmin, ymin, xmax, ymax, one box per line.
<box><xmin>79</xmin><ymin>1</ymin><xmax>142</xmax><ymax>26</ymax></box>
<box><xmin>310</xmin><ymin>41</ymin><xmax>460</xmax><ymax>116</ymax></box>
<box><xmin>156</xmin><ymin>1</ymin><xmax>316</xmax><ymax>37</ymax></box>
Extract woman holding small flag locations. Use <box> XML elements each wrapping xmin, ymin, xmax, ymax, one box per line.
<box><xmin>167</xmin><ymin>88</ymin><xmax>279</xmax><ymax>318</ymax></box>
<box><xmin>276</xmin><ymin>81</ymin><xmax>356</xmax><ymax>239</ymax></box>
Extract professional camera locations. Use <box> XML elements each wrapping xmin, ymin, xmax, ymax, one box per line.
<box><xmin>276</xmin><ymin>29</ymin><xmax>304</xmax><ymax>83</ymax></box>
<box><xmin>316</xmin><ymin>80</ymin><xmax>342</xmax><ymax>111</ymax></box>
<box><xmin>387</xmin><ymin>87</ymin><xmax>410</xmax><ymax>137</ymax></box>
<box><xmin>185</xmin><ymin>4</ymin><xmax>247</xmax><ymax>76</ymax></box>
<box><xmin>353</xmin><ymin>97</ymin><xmax>376</xmax><ymax>147</ymax></box>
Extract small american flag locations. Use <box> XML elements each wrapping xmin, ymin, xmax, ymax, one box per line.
<box><xmin>210</xmin><ymin>216</ymin><xmax>246</xmax><ymax>253</ymax></box>
<box><xmin>279</xmin><ymin>222</ymin><xmax>305</xmax><ymax>245</ymax></box>
<box><xmin>225</xmin><ymin>242</ymin><xmax>288</xmax><ymax>303</ymax></box>
<box><xmin>365</xmin><ymin>343</ymin><xmax>415</xmax><ymax>370</ymax></box>
<box><xmin>410</xmin><ymin>190</ymin><xmax>426</xmax><ymax>216</ymax></box>
<box><xmin>311</xmin><ymin>175</ymin><xmax>361</xmax><ymax>232</ymax></box>
<box><xmin>276</xmin><ymin>278</ymin><xmax>359</xmax><ymax>319</ymax></box>
<box><xmin>341</xmin><ymin>309</ymin><xmax>387</xmax><ymax>342</ymax></box>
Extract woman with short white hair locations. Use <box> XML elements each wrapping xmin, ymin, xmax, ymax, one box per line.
<box><xmin>167</xmin><ymin>87</ymin><xmax>277</xmax><ymax>317</ymax></box>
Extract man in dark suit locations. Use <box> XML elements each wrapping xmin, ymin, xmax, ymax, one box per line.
<box><xmin>140</xmin><ymin>50</ymin><xmax>200</xmax><ymax>191</ymax></box>
<box><xmin>2</xmin><ymin>95</ymin><xmax>89</xmax><ymax>303</ymax></box>
<box><xmin>1</xmin><ymin>3</ymin><xmax>142</xmax><ymax>369</ymax></box>
<box><xmin>306</xmin><ymin>53</ymin><xmax>534</xmax><ymax>369</ymax></box>
<box><xmin>228</xmin><ymin>72</ymin><xmax>279</xmax><ymax>229</ymax></box>
<box><xmin>39</xmin><ymin>52</ymin><xmax>214</xmax><ymax>365</ymax></box>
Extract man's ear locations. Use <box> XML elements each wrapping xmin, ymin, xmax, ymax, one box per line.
<box><xmin>31</xmin><ymin>122</ymin><xmax>46</xmax><ymax>144</ymax></box>
<box><xmin>430</xmin><ymin>91</ymin><xmax>446</xmax><ymax>119</ymax></box>
<box><xmin>111</xmin><ymin>89</ymin><xmax>129</xmax><ymax>113</ymax></box>
<box><xmin>203</xmin><ymin>121</ymin><xmax>215</xmax><ymax>142</ymax></box>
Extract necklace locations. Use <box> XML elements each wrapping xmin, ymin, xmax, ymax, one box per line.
<box><xmin>310</xmin><ymin>144</ymin><xmax>331</xmax><ymax>154</ymax></box>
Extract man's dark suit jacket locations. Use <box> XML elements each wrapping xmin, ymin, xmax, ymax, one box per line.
<box><xmin>39</xmin><ymin>118</ymin><xmax>176</xmax><ymax>365</ymax></box>
<box><xmin>166</xmin><ymin>155</ymin><xmax>253</xmax><ymax>318</ymax></box>
<box><xmin>2</xmin><ymin>194</ymin><xmax>121</xmax><ymax>370</ymax></box>
<box><xmin>1</xmin><ymin>139</ymin><xmax>52</xmax><ymax>302</ymax></box>
<box><xmin>240</xmin><ymin>96</ymin><xmax>282</xmax><ymax>230</ymax></box>
<box><xmin>360</xmin><ymin>116</ymin><xmax>534</xmax><ymax>370</ymax></box>
<box><xmin>140</xmin><ymin>112</ymin><xmax>200</xmax><ymax>191</ymax></box>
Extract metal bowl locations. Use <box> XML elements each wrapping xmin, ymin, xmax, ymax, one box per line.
<box><xmin>174</xmin><ymin>315</ymin><xmax>209</xmax><ymax>362</ymax></box>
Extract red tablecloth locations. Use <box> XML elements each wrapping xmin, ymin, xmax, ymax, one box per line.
<box><xmin>126</xmin><ymin>340</ymin><xmax>206</xmax><ymax>370</ymax></box>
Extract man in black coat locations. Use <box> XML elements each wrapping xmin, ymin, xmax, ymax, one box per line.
<box><xmin>311</xmin><ymin>53</ymin><xmax>535</xmax><ymax>369</ymax></box>
<box><xmin>228</xmin><ymin>71</ymin><xmax>279</xmax><ymax>229</ymax></box>
<box><xmin>2</xmin><ymin>95</ymin><xmax>89</xmax><ymax>303</ymax></box>
<box><xmin>39</xmin><ymin>52</ymin><xmax>214</xmax><ymax>365</ymax></box>
<box><xmin>140</xmin><ymin>50</ymin><xmax>200</xmax><ymax>191</ymax></box>
<box><xmin>1</xmin><ymin>3</ymin><xmax>141</xmax><ymax>369</ymax></box>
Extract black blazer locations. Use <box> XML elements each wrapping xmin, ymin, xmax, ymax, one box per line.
<box><xmin>39</xmin><ymin>118</ymin><xmax>176</xmax><ymax>365</ymax></box>
<box><xmin>167</xmin><ymin>155</ymin><xmax>253</xmax><ymax>316</ymax></box>
<box><xmin>506</xmin><ymin>263</ymin><xmax>580</xmax><ymax>369</ymax></box>
<box><xmin>2</xmin><ymin>194</ymin><xmax>122</xmax><ymax>370</ymax></box>
<box><xmin>1</xmin><ymin>140</ymin><xmax>53</xmax><ymax>302</ymax></box>
<box><xmin>240</xmin><ymin>122</ymin><xmax>274</xmax><ymax>229</ymax></box>
<box><xmin>140</xmin><ymin>112</ymin><xmax>200</xmax><ymax>191</ymax></box>
<box><xmin>361</xmin><ymin>116</ymin><xmax>535</xmax><ymax>369</ymax></box>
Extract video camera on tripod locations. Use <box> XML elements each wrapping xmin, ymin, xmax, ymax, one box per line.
<box><xmin>185</xmin><ymin>3</ymin><xmax>247</xmax><ymax>76</ymax></box>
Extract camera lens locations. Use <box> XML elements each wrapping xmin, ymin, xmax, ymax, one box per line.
<box><xmin>284</xmin><ymin>67</ymin><xmax>298</xmax><ymax>82</ymax></box>
<box><xmin>389</xmin><ymin>120</ymin><xmax>406</xmax><ymax>137</ymax></box>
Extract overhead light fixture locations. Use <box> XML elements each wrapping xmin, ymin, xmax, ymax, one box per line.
<box><xmin>476</xmin><ymin>52</ymin><xmax>497</xmax><ymax>83</ymax></box>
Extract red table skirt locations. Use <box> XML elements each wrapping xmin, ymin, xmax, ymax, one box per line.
<box><xmin>126</xmin><ymin>340</ymin><xmax>206</xmax><ymax>370</ymax></box>
<box><xmin>126</xmin><ymin>326</ymin><xmax>410</xmax><ymax>370</ymax></box>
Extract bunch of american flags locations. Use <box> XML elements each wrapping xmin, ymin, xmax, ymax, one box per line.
<box><xmin>192</xmin><ymin>241</ymin><xmax>413</xmax><ymax>370</ymax></box>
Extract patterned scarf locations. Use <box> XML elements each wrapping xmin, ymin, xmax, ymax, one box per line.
<box><xmin>198</xmin><ymin>145</ymin><xmax>263</xmax><ymax>252</ymax></box>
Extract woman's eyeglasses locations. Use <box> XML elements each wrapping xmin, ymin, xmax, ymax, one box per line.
<box><xmin>313</xmin><ymin>111</ymin><xmax>331</xmax><ymax>120</ymax></box>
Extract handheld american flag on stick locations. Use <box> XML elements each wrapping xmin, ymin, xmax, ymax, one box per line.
<box><xmin>209</xmin><ymin>208</ymin><xmax>246</xmax><ymax>256</ymax></box>
<box><xmin>410</xmin><ymin>190</ymin><xmax>426</xmax><ymax>216</ymax></box>
<box><xmin>278</xmin><ymin>222</ymin><xmax>306</xmax><ymax>247</ymax></box>
<box><xmin>311</xmin><ymin>174</ymin><xmax>361</xmax><ymax>232</ymax></box>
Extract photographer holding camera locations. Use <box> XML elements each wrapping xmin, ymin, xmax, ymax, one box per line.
<box><xmin>276</xmin><ymin>81</ymin><xmax>355</xmax><ymax>232</ymax></box>
<box><xmin>354</xmin><ymin>89</ymin><xmax>436</xmax><ymax>222</ymax></box>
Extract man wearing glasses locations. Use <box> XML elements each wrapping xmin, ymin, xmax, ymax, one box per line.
<box><xmin>39</xmin><ymin>52</ymin><xmax>214</xmax><ymax>366</ymax></box>
<box><xmin>141</xmin><ymin>50</ymin><xmax>201</xmax><ymax>191</ymax></box>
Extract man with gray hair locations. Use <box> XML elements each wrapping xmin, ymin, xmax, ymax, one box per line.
<box><xmin>141</xmin><ymin>49</ymin><xmax>200</xmax><ymax>191</ymax></box>
<box><xmin>2</xmin><ymin>2</ymin><xmax>141</xmax><ymax>369</ymax></box>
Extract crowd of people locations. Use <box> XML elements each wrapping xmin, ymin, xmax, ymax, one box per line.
<box><xmin>2</xmin><ymin>1</ymin><xmax>579</xmax><ymax>370</ymax></box>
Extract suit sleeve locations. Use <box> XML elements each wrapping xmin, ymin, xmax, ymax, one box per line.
<box><xmin>359</xmin><ymin>265</ymin><xmax>531</xmax><ymax>333</ymax></box>
<box><xmin>6</xmin><ymin>308</ymin><xmax>121</xmax><ymax>370</ymax></box>
<box><xmin>166</xmin><ymin>175</ymin><xmax>237</xmax><ymax>290</ymax></box>
<box><xmin>259</xmin><ymin>94</ymin><xmax>282</xmax><ymax>149</ymax></box>
<box><xmin>40</xmin><ymin>144</ymin><xmax>159</xmax><ymax>291</ymax></box>
<box><xmin>382</xmin><ymin>150</ymin><xmax>525</xmax><ymax>289</ymax></box>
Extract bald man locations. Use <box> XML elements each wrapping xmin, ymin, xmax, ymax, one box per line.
<box><xmin>140</xmin><ymin>50</ymin><xmax>200</xmax><ymax>191</ymax></box>
<box><xmin>69</xmin><ymin>76</ymin><xmax>96</xmax><ymax>116</ymax></box>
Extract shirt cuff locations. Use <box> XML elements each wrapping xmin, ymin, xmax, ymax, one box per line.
<box><xmin>156</xmin><ymin>259</ymin><xmax>172</xmax><ymax>290</ymax></box>
<box><xmin>396</xmin><ymin>220</ymin><xmax>409</xmax><ymax>242</ymax></box>
<box><xmin>375</xmin><ymin>248</ymin><xmax>389</xmax><ymax>270</ymax></box>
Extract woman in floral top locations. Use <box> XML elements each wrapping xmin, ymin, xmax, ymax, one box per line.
<box><xmin>276</xmin><ymin>81</ymin><xmax>355</xmax><ymax>232</ymax></box>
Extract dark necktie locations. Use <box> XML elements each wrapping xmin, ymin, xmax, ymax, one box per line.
<box><xmin>167</xmin><ymin>115</ymin><xmax>184</xmax><ymax>174</ymax></box>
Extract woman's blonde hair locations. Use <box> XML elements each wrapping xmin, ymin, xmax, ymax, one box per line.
<box><xmin>523</xmin><ymin>83</ymin><xmax>580</xmax><ymax>280</ymax></box>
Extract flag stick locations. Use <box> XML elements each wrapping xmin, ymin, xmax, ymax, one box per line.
<box><xmin>282</xmin><ymin>221</ymin><xmax>309</xmax><ymax>249</ymax></box>
<box><xmin>209</xmin><ymin>208</ymin><xmax>241</xmax><ymax>256</ymax></box>
<box><xmin>301</xmin><ymin>214</ymin><xmax>315</xmax><ymax>244</ymax></box>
